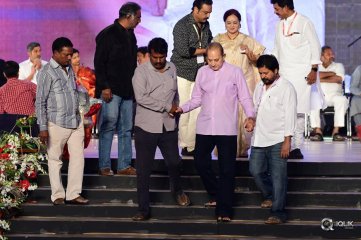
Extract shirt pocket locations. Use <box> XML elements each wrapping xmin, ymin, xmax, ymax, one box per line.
<box><xmin>288</xmin><ymin>31</ymin><xmax>307</xmax><ymax>48</ymax></box>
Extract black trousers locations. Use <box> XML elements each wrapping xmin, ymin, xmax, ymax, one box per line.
<box><xmin>134</xmin><ymin>126</ymin><xmax>183</xmax><ymax>216</ymax></box>
<box><xmin>194</xmin><ymin>134</ymin><xmax>237</xmax><ymax>217</ymax></box>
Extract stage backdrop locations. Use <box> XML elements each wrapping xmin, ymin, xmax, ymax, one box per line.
<box><xmin>0</xmin><ymin>0</ymin><xmax>324</xmax><ymax>68</ymax></box>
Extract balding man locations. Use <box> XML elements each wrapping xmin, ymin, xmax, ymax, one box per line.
<box><xmin>176</xmin><ymin>42</ymin><xmax>255</xmax><ymax>222</ymax></box>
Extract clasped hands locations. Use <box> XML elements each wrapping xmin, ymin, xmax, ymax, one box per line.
<box><xmin>244</xmin><ymin>117</ymin><xmax>255</xmax><ymax>132</ymax></box>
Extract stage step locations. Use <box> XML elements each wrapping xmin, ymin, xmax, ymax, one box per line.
<box><xmin>6</xmin><ymin>159</ymin><xmax>361</xmax><ymax>239</ymax></box>
<box><xmin>8</xmin><ymin>216</ymin><xmax>359</xmax><ymax>239</ymax></box>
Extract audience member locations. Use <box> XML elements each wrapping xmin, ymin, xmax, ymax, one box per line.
<box><xmin>0</xmin><ymin>59</ymin><xmax>6</xmax><ymax>87</ymax></box>
<box><xmin>19</xmin><ymin>42</ymin><xmax>47</xmax><ymax>84</ymax></box>
<box><xmin>36</xmin><ymin>37</ymin><xmax>88</xmax><ymax>205</ymax></box>
<box><xmin>249</xmin><ymin>54</ymin><xmax>297</xmax><ymax>224</ymax></box>
<box><xmin>94</xmin><ymin>2</ymin><xmax>141</xmax><ymax>176</ymax></box>
<box><xmin>350</xmin><ymin>65</ymin><xmax>361</xmax><ymax>141</ymax></box>
<box><xmin>171</xmin><ymin>0</ymin><xmax>213</xmax><ymax>156</ymax></box>
<box><xmin>137</xmin><ymin>46</ymin><xmax>150</xmax><ymax>65</ymax></box>
<box><xmin>0</xmin><ymin>60</ymin><xmax>36</xmax><ymax>115</ymax></box>
<box><xmin>309</xmin><ymin>46</ymin><xmax>348</xmax><ymax>141</ymax></box>
<box><xmin>213</xmin><ymin>9</ymin><xmax>265</xmax><ymax>157</ymax></box>
<box><xmin>176</xmin><ymin>43</ymin><xmax>255</xmax><ymax>222</ymax></box>
<box><xmin>271</xmin><ymin>0</ymin><xmax>322</xmax><ymax>159</ymax></box>
<box><xmin>132</xmin><ymin>37</ymin><xmax>190</xmax><ymax>221</ymax></box>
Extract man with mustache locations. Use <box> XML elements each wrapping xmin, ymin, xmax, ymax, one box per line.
<box><xmin>171</xmin><ymin>0</ymin><xmax>213</xmax><ymax>157</ymax></box>
<box><xmin>271</xmin><ymin>0</ymin><xmax>323</xmax><ymax>159</ymax></box>
<box><xmin>249</xmin><ymin>54</ymin><xmax>297</xmax><ymax>224</ymax></box>
<box><xmin>36</xmin><ymin>37</ymin><xmax>88</xmax><ymax>205</ymax></box>
<box><xmin>309</xmin><ymin>46</ymin><xmax>348</xmax><ymax>141</ymax></box>
<box><xmin>132</xmin><ymin>38</ymin><xmax>190</xmax><ymax>221</ymax></box>
<box><xmin>19</xmin><ymin>42</ymin><xmax>48</xmax><ymax>84</ymax></box>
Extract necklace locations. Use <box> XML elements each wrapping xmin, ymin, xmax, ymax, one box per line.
<box><xmin>226</xmin><ymin>32</ymin><xmax>239</xmax><ymax>40</ymax></box>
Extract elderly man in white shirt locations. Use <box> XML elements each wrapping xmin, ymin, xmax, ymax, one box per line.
<box><xmin>19</xmin><ymin>42</ymin><xmax>48</xmax><ymax>85</ymax></box>
<box><xmin>271</xmin><ymin>0</ymin><xmax>323</xmax><ymax>159</ymax></box>
<box><xmin>249</xmin><ymin>54</ymin><xmax>297</xmax><ymax>225</ymax></box>
<box><xmin>309</xmin><ymin>46</ymin><xmax>348</xmax><ymax>141</ymax></box>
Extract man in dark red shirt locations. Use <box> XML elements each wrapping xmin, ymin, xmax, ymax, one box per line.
<box><xmin>0</xmin><ymin>61</ymin><xmax>36</xmax><ymax>115</ymax></box>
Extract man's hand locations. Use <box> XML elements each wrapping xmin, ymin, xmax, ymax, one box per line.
<box><xmin>306</xmin><ymin>70</ymin><xmax>317</xmax><ymax>85</ymax></box>
<box><xmin>280</xmin><ymin>137</ymin><xmax>291</xmax><ymax>158</ymax></box>
<box><xmin>244</xmin><ymin>117</ymin><xmax>255</xmax><ymax>132</ymax></box>
<box><xmin>39</xmin><ymin>130</ymin><xmax>49</xmax><ymax>145</ymax></box>
<box><xmin>175</xmin><ymin>107</ymin><xmax>183</xmax><ymax>114</ymax></box>
<box><xmin>168</xmin><ymin>104</ymin><xmax>178</xmax><ymax>118</ymax></box>
<box><xmin>101</xmin><ymin>89</ymin><xmax>112</xmax><ymax>103</ymax></box>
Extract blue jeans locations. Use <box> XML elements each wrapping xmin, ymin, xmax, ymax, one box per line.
<box><xmin>249</xmin><ymin>142</ymin><xmax>287</xmax><ymax>221</ymax></box>
<box><xmin>98</xmin><ymin>94</ymin><xmax>133</xmax><ymax>171</ymax></box>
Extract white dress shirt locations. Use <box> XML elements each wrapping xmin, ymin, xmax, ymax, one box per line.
<box><xmin>252</xmin><ymin>77</ymin><xmax>297</xmax><ymax>147</ymax></box>
<box><xmin>19</xmin><ymin>59</ymin><xmax>48</xmax><ymax>85</ymax></box>
<box><xmin>319</xmin><ymin>61</ymin><xmax>345</xmax><ymax>96</ymax></box>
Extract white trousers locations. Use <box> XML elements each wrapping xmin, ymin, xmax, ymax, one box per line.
<box><xmin>310</xmin><ymin>94</ymin><xmax>348</xmax><ymax>128</ymax></box>
<box><xmin>177</xmin><ymin>76</ymin><xmax>200</xmax><ymax>151</ymax></box>
<box><xmin>47</xmin><ymin>121</ymin><xmax>85</xmax><ymax>202</ymax></box>
<box><xmin>292</xmin><ymin>113</ymin><xmax>305</xmax><ymax>150</ymax></box>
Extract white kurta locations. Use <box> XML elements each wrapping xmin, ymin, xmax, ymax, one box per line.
<box><xmin>273</xmin><ymin>12</ymin><xmax>323</xmax><ymax>114</ymax></box>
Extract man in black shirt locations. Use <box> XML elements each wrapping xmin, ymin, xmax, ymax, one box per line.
<box><xmin>94</xmin><ymin>2</ymin><xmax>141</xmax><ymax>176</ymax></box>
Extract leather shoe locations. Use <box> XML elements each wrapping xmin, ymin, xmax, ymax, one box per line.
<box><xmin>99</xmin><ymin>168</ymin><xmax>114</xmax><ymax>176</ymax></box>
<box><xmin>132</xmin><ymin>213</ymin><xmax>150</xmax><ymax>221</ymax></box>
<box><xmin>67</xmin><ymin>196</ymin><xmax>89</xmax><ymax>205</ymax></box>
<box><xmin>52</xmin><ymin>198</ymin><xmax>65</xmax><ymax>205</ymax></box>
<box><xmin>116</xmin><ymin>166</ymin><xmax>136</xmax><ymax>175</ymax></box>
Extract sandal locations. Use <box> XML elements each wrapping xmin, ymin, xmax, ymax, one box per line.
<box><xmin>332</xmin><ymin>133</ymin><xmax>345</xmax><ymax>141</ymax></box>
<box><xmin>265</xmin><ymin>216</ymin><xmax>284</xmax><ymax>224</ymax></box>
<box><xmin>310</xmin><ymin>133</ymin><xmax>323</xmax><ymax>141</ymax></box>
<box><xmin>204</xmin><ymin>200</ymin><xmax>217</xmax><ymax>208</ymax></box>
<box><xmin>217</xmin><ymin>216</ymin><xmax>231</xmax><ymax>222</ymax></box>
<box><xmin>260</xmin><ymin>199</ymin><xmax>272</xmax><ymax>208</ymax></box>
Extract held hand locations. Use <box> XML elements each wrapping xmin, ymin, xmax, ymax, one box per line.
<box><xmin>306</xmin><ymin>70</ymin><xmax>317</xmax><ymax>85</ymax></box>
<box><xmin>280</xmin><ymin>139</ymin><xmax>291</xmax><ymax>159</ymax></box>
<box><xmin>39</xmin><ymin>130</ymin><xmax>49</xmax><ymax>145</ymax></box>
<box><xmin>244</xmin><ymin>117</ymin><xmax>255</xmax><ymax>132</ymax></box>
<box><xmin>101</xmin><ymin>89</ymin><xmax>112</xmax><ymax>103</ymax></box>
<box><xmin>168</xmin><ymin>104</ymin><xmax>178</xmax><ymax>118</ymax></box>
<box><xmin>175</xmin><ymin>107</ymin><xmax>183</xmax><ymax>114</ymax></box>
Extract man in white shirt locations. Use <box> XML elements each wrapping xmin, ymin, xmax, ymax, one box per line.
<box><xmin>19</xmin><ymin>42</ymin><xmax>48</xmax><ymax>84</ymax></box>
<box><xmin>271</xmin><ymin>0</ymin><xmax>322</xmax><ymax>159</ymax></box>
<box><xmin>249</xmin><ymin>54</ymin><xmax>297</xmax><ymax>224</ymax></box>
<box><xmin>309</xmin><ymin>46</ymin><xmax>348</xmax><ymax>141</ymax></box>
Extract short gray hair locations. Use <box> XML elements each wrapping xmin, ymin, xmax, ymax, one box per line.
<box><xmin>26</xmin><ymin>42</ymin><xmax>40</xmax><ymax>52</ymax></box>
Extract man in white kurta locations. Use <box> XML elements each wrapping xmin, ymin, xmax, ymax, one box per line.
<box><xmin>309</xmin><ymin>46</ymin><xmax>348</xmax><ymax>141</ymax></box>
<box><xmin>19</xmin><ymin>42</ymin><xmax>48</xmax><ymax>85</ymax></box>
<box><xmin>271</xmin><ymin>0</ymin><xmax>322</xmax><ymax>159</ymax></box>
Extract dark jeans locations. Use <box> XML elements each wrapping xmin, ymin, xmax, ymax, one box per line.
<box><xmin>194</xmin><ymin>134</ymin><xmax>237</xmax><ymax>218</ymax></box>
<box><xmin>249</xmin><ymin>142</ymin><xmax>288</xmax><ymax>221</ymax></box>
<box><xmin>134</xmin><ymin>126</ymin><xmax>183</xmax><ymax>216</ymax></box>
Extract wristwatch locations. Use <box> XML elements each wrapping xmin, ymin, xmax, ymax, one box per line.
<box><xmin>311</xmin><ymin>67</ymin><xmax>318</xmax><ymax>72</ymax></box>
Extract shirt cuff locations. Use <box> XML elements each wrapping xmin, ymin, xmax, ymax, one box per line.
<box><xmin>39</xmin><ymin>124</ymin><xmax>48</xmax><ymax>131</ymax></box>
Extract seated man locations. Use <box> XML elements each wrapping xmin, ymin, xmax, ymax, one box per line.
<box><xmin>0</xmin><ymin>61</ymin><xmax>37</xmax><ymax>133</ymax></box>
<box><xmin>310</xmin><ymin>46</ymin><xmax>348</xmax><ymax>141</ymax></box>
<box><xmin>19</xmin><ymin>42</ymin><xmax>48</xmax><ymax>84</ymax></box>
<box><xmin>137</xmin><ymin>46</ymin><xmax>150</xmax><ymax>65</ymax></box>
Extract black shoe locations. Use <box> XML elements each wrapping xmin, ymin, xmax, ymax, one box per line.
<box><xmin>288</xmin><ymin>148</ymin><xmax>304</xmax><ymax>159</ymax></box>
<box><xmin>181</xmin><ymin>148</ymin><xmax>194</xmax><ymax>156</ymax></box>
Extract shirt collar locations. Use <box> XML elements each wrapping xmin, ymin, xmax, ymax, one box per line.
<box><xmin>285</xmin><ymin>11</ymin><xmax>297</xmax><ymax>22</ymax></box>
<box><xmin>146</xmin><ymin>61</ymin><xmax>171</xmax><ymax>72</ymax></box>
<box><xmin>50</xmin><ymin>58</ymin><xmax>69</xmax><ymax>71</ymax></box>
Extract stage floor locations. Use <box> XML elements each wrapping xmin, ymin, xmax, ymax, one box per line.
<box><xmin>84</xmin><ymin>136</ymin><xmax>361</xmax><ymax>163</ymax></box>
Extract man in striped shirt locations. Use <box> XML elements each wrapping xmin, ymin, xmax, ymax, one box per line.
<box><xmin>36</xmin><ymin>37</ymin><xmax>88</xmax><ymax>206</ymax></box>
